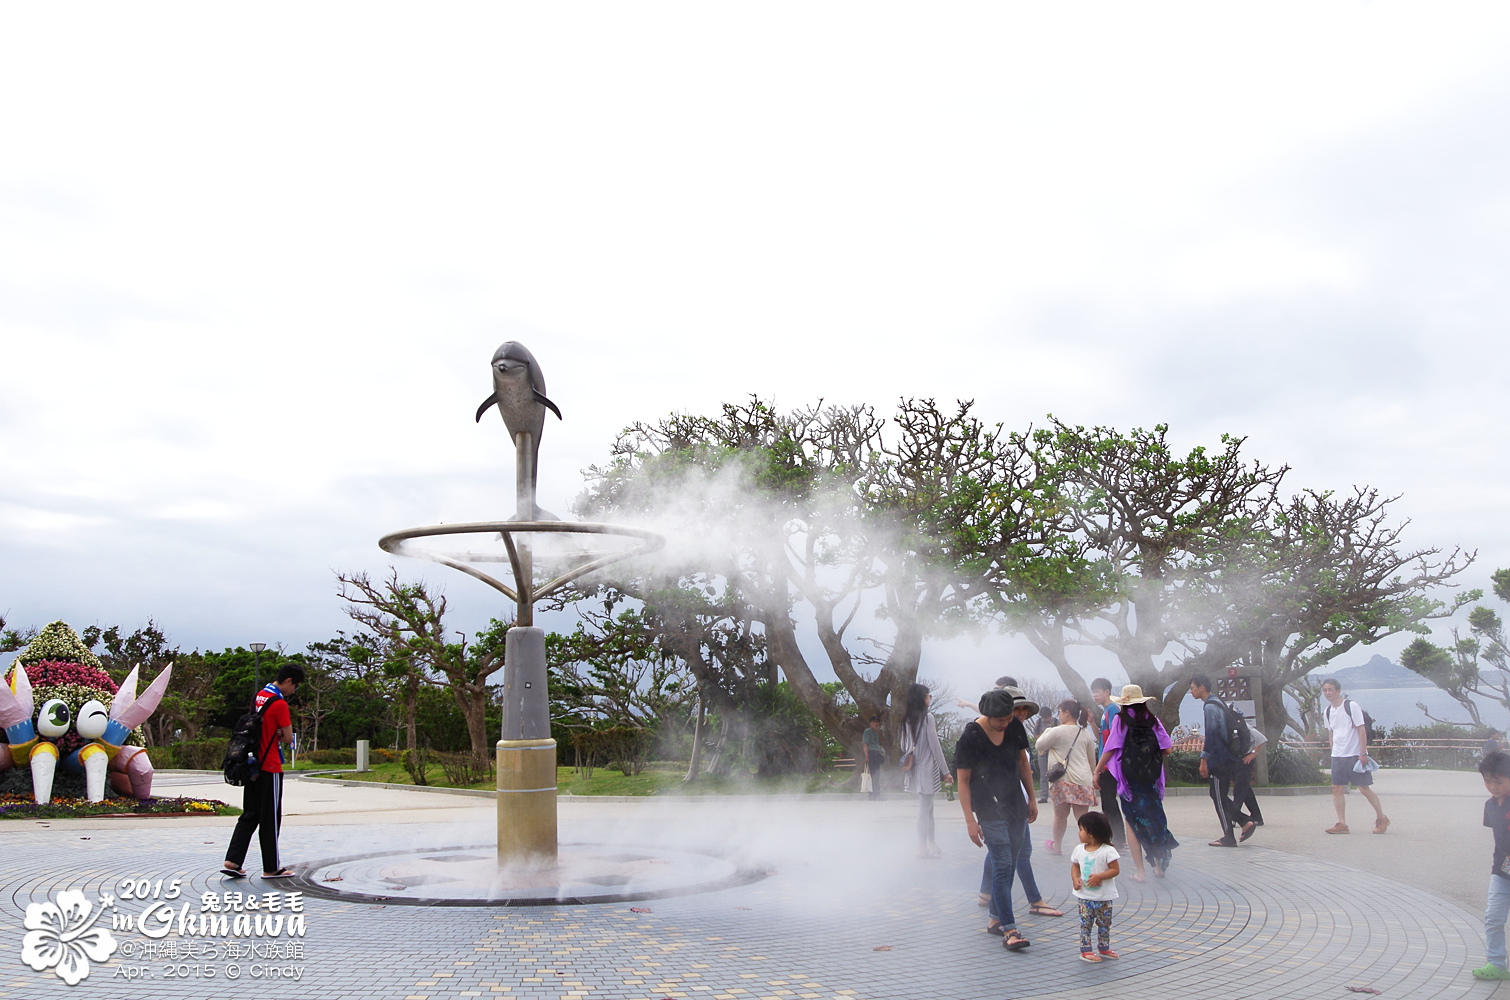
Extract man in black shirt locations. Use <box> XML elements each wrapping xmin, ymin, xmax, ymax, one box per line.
<box><xmin>1475</xmin><ymin>751</ymin><xmax>1510</xmax><ymax>981</ymax></box>
<box><xmin>956</xmin><ymin>688</ymin><xmax>1037</xmax><ymax>952</ymax></box>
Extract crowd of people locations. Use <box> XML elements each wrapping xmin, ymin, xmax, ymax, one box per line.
<box><xmin>885</xmin><ymin>670</ymin><xmax>1397</xmax><ymax>963</ymax></box>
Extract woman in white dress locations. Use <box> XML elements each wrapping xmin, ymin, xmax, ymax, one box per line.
<box><xmin>1036</xmin><ymin>699</ymin><xmax>1099</xmax><ymax>854</ymax></box>
<box><xmin>900</xmin><ymin>682</ymin><xmax>954</xmax><ymax>858</ymax></box>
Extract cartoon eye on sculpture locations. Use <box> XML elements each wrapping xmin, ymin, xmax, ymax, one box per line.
<box><xmin>0</xmin><ymin>621</ymin><xmax>171</xmax><ymax>804</ymax></box>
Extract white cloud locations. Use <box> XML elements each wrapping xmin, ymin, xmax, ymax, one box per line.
<box><xmin>1</xmin><ymin>3</ymin><xmax>1508</xmax><ymax>665</ymax></box>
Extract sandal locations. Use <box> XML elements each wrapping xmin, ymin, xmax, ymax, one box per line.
<box><xmin>1325</xmin><ymin>823</ymin><xmax>1349</xmax><ymax>835</ymax></box>
<box><xmin>1002</xmin><ymin>930</ymin><xmax>1030</xmax><ymax>951</ymax></box>
<box><xmin>1208</xmin><ymin>839</ymin><xmax>1237</xmax><ymax>847</ymax></box>
<box><xmin>984</xmin><ymin>922</ymin><xmax>1005</xmax><ymax>936</ymax></box>
<box><xmin>1079</xmin><ymin>950</ymin><xmax>1102</xmax><ymax>963</ymax></box>
<box><xmin>1373</xmin><ymin>816</ymin><xmax>1390</xmax><ymax>835</ymax></box>
<box><xmin>262</xmin><ymin>868</ymin><xmax>296</xmax><ymax>879</ymax></box>
<box><xmin>220</xmin><ymin>866</ymin><xmax>246</xmax><ymax>879</ymax></box>
<box><xmin>1028</xmin><ymin>902</ymin><xmax>1063</xmax><ymax>917</ymax></box>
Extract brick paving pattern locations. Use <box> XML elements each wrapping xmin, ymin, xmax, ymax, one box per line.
<box><xmin>0</xmin><ymin>814</ymin><xmax>1502</xmax><ymax>999</ymax></box>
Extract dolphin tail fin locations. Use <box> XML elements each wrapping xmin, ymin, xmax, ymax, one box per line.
<box><xmin>533</xmin><ymin>390</ymin><xmax>563</xmax><ymax>420</ymax></box>
<box><xmin>475</xmin><ymin>392</ymin><xmax>499</xmax><ymax>423</ymax></box>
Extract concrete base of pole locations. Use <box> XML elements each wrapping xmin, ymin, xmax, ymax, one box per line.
<box><xmin>496</xmin><ymin>738</ymin><xmax>557</xmax><ymax>868</ymax></box>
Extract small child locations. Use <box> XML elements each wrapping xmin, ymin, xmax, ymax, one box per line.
<box><xmin>1474</xmin><ymin>751</ymin><xmax>1510</xmax><ymax>981</ymax></box>
<box><xmin>1070</xmin><ymin>810</ymin><xmax>1121</xmax><ymax>962</ymax></box>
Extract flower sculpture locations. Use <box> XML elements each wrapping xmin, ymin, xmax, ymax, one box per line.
<box><xmin>0</xmin><ymin>621</ymin><xmax>171</xmax><ymax>803</ymax></box>
<box><xmin>21</xmin><ymin>889</ymin><xmax>118</xmax><ymax>985</ymax></box>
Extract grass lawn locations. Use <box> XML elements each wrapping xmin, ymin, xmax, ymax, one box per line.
<box><xmin>303</xmin><ymin>762</ymin><xmax>858</xmax><ymax>796</ymax></box>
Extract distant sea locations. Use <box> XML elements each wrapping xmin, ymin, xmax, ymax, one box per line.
<box><xmin>1174</xmin><ymin>687</ymin><xmax>1510</xmax><ymax>732</ymax></box>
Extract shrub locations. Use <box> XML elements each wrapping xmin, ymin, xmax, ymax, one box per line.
<box><xmin>1266</xmin><ymin>741</ymin><xmax>1325</xmax><ymax>785</ymax></box>
<box><xmin>169</xmin><ymin>739</ymin><xmax>229</xmax><ymax>770</ymax></box>
<box><xmin>1163</xmin><ymin>749</ymin><xmax>1203</xmax><ymax>784</ymax></box>
<box><xmin>306</xmin><ymin>749</ymin><xmax>357</xmax><ymax>765</ymax></box>
<box><xmin>402</xmin><ymin>748</ymin><xmax>430</xmax><ymax>785</ymax></box>
<box><xmin>435</xmin><ymin>750</ymin><xmax>492</xmax><ymax>786</ymax></box>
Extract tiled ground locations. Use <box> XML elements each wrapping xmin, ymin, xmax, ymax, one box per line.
<box><xmin>0</xmin><ymin>798</ymin><xmax>1501</xmax><ymax>1000</ymax></box>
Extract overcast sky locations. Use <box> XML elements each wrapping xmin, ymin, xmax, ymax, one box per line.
<box><xmin>3</xmin><ymin>4</ymin><xmax>1509</xmax><ymax>698</ymax></box>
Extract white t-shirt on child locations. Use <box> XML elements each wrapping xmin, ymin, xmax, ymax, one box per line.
<box><xmin>1070</xmin><ymin>843</ymin><xmax>1120</xmax><ymax>901</ymax></box>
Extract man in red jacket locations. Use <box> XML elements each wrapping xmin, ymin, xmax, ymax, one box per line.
<box><xmin>223</xmin><ymin>664</ymin><xmax>304</xmax><ymax>879</ymax></box>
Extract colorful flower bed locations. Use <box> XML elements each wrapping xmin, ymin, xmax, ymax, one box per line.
<box><xmin>0</xmin><ymin>793</ymin><xmax>238</xmax><ymax>819</ymax></box>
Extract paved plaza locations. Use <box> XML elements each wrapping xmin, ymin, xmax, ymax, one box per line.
<box><xmin>0</xmin><ymin>769</ymin><xmax>1505</xmax><ymax>999</ymax></box>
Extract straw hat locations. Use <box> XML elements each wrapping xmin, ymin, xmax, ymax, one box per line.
<box><xmin>1110</xmin><ymin>684</ymin><xmax>1156</xmax><ymax>705</ymax></box>
<box><xmin>1001</xmin><ymin>685</ymin><xmax>1039</xmax><ymax>716</ymax></box>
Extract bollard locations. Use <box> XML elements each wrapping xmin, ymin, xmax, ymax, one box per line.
<box><xmin>356</xmin><ymin>739</ymin><xmax>370</xmax><ymax>773</ymax></box>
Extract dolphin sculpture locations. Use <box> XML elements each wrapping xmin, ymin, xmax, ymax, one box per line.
<box><xmin>474</xmin><ymin>341</ymin><xmax>563</xmax><ymax>519</ymax></box>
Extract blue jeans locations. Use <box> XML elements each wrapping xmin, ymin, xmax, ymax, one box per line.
<box><xmin>980</xmin><ymin>822</ymin><xmax>1041</xmax><ymax>904</ymax></box>
<box><xmin>1488</xmin><ymin>874</ymin><xmax>1510</xmax><ymax>969</ymax></box>
<box><xmin>978</xmin><ymin>818</ymin><xmax>1025</xmax><ymax>931</ymax></box>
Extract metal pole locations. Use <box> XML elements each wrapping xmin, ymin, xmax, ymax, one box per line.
<box><xmin>514</xmin><ymin>431</ymin><xmax>534</xmax><ymax>628</ymax></box>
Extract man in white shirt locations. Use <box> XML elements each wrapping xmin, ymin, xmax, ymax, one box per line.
<box><xmin>1321</xmin><ymin>678</ymin><xmax>1389</xmax><ymax>835</ymax></box>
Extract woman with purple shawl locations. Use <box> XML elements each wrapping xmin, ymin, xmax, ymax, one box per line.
<box><xmin>1095</xmin><ymin>684</ymin><xmax>1180</xmax><ymax>879</ymax></box>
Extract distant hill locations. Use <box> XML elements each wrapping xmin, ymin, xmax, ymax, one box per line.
<box><xmin>1311</xmin><ymin>654</ymin><xmax>1432</xmax><ymax>689</ymax></box>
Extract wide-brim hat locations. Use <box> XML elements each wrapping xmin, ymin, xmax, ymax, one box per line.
<box><xmin>1111</xmin><ymin>684</ymin><xmax>1156</xmax><ymax>706</ymax></box>
<box><xmin>1001</xmin><ymin>686</ymin><xmax>1039</xmax><ymax>716</ymax></box>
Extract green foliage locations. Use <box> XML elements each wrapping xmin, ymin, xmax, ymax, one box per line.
<box><xmin>402</xmin><ymin>747</ymin><xmax>430</xmax><ymax>785</ymax></box>
<box><xmin>1266</xmin><ymin>741</ymin><xmax>1326</xmax><ymax>785</ymax></box>
<box><xmin>434</xmin><ymin>750</ymin><xmax>492</xmax><ymax>785</ymax></box>
<box><xmin>167</xmin><ymin>739</ymin><xmax>230</xmax><ymax>770</ymax></box>
<box><xmin>1163</xmin><ymin>749</ymin><xmax>1203</xmax><ymax>784</ymax></box>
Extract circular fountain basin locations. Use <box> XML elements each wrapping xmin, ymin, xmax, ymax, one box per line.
<box><xmin>291</xmin><ymin>842</ymin><xmax>767</xmax><ymax>906</ymax></box>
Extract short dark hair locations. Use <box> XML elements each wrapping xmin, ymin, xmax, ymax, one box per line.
<box><xmin>277</xmin><ymin>664</ymin><xmax>307</xmax><ymax>685</ymax></box>
<box><xmin>1481</xmin><ymin>751</ymin><xmax>1510</xmax><ymax>779</ymax></box>
<box><xmin>995</xmin><ymin>676</ymin><xmax>1016</xmax><ymax>688</ymax></box>
<box><xmin>1189</xmin><ymin>673</ymin><xmax>1213</xmax><ymax>691</ymax></box>
<box><xmin>868</xmin><ymin>715</ymin><xmax>881</xmax><ymax>724</ymax></box>
<box><xmin>1090</xmin><ymin>678</ymin><xmax>1113</xmax><ymax>693</ymax></box>
<box><xmin>1320</xmin><ymin>677</ymin><xmax>1342</xmax><ymax>691</ymax></box>
<box><xmin>1078</xmin><ymin>810</ymin><xmax>1113</xmax><ymax>846</ymax></box>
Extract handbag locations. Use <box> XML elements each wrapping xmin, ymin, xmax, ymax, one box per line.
<box><xmin>1044</xmin><ymin>725</ymin><xmax>1084</xmax><ymax>784</ymax></box>
<box><xmin>860</xmin><ymin>772</ymin><xmax>874</xmax><ymax>794</ymax></box>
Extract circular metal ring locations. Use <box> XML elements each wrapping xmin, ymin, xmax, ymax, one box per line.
<box><xmin>379</xmin><ymin>520</ymin><xmax>663</xmax><ymax>602</ymax></box>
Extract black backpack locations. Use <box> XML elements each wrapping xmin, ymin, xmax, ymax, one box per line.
<box><xmin>222</xmin><ymin>693</ymin><xmax>277</xmax><ymax>786</ymax></box>
<box><xmin>1206</xmin><ymin>696</ymin><xmax>1252</xmax><ymax>759</ymax></box>
<box><xmin>1121</xmin><ymin>719</ymin><xmax>1165</xmax><ymax>786</ymax></box>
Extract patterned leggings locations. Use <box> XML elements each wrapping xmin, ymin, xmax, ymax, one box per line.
<box><xmin>1078</xmin><ymin>899</ymin><xmax>1113</xmax><ymax>952</ymax></box>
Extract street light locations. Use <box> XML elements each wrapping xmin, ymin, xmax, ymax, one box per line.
<box><xmin>250</xmin><ymin>642</ymin><xmax>266</xmax><ymax>695</ymax></box>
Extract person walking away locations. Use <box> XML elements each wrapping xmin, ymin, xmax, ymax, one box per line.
<box><xmin>1035</xmin><ymin>705</ymin><xmax>1055</xmax><ymax>804</ymax></box>
<box><xmin>956</xmin><ymin>688</ymin><xmax>1037</xmax><ymax>952</ymax></box>
<box><xmin>861</xmin><ymin>715</ymin><xmax>884</xmax><ymax>799</ymax></box>
<box><xmin>1070</xmin><ymin>811</ymin><xmax>1121</xmax><ymax>963</ymax></box>
<box><xmin>223</xmin><ymin>664</ymin><xmax>304</xmax><ymax>879</ymax></box>
<box><xmin>1473</xmin><ymin>751</ymin><xmax>1510</xmax><ymax>981</ymax></box>
<box><xmin>1037</xmin><ymin>700</ymin><xmax>1098</xmax><ymax>855</ymax></box>
<box><xmin>1238</xmin><ymin>720</ymin><xmax>1267</xmax><ymax>826</ymax></box>
<box><xmin>1189</xmin><ymin>674</ymin><xmax>1255</xmax><ymax>847</ymax></box>
<box><xmin>1097</xmin><ymin>685</ymin><xmax>1179</xmax><ymax>879</ymax></box>
<box><xmin>900</xmin><ymin>683</ymin><xmax>953</xmax><ymax>857</ymax></box>
<box><xmin>1090</xmin><ymin>678</ymin><xmax>1128</xmax><ymax>849</ymax></box>
<box><xmin>1320</xmin><ymin>678</ymin><xmax>1388</xmax><ymax>834</ymax></box>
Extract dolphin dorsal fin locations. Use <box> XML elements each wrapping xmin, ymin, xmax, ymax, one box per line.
<box><xmin>111</xmin><ymin>664</ymin><xmax>141</xmax><ymax>720</ymax></box>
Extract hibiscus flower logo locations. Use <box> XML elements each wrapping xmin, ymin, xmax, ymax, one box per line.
<box><xmin>21</xmin><ymin>889</ymin><xmax>118</xmax><ymax>985</ymax></box>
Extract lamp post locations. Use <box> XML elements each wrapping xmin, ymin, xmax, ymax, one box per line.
<box><xmin>250</xmin><ymin>642</ymin><xmax>266</xmax><ymax>696</ymax></box>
